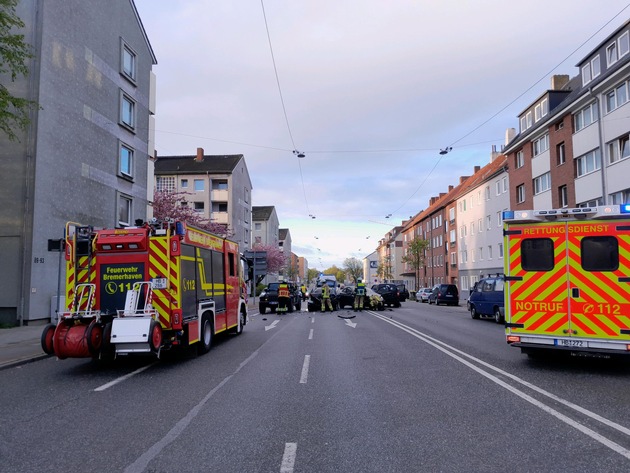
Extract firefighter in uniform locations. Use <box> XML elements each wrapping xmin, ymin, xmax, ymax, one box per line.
<box><xmin>354</xmin><ymin>278</ymin><xmax>366</xmax><ymax>311</ymax></box>
<box><xmin>300</xmin><ymin>283</ymin><xmax>307</xmax><ymax>301</ymax></box>
<box><xmin>277</xmin><ymin>281</ymin><xmax>290</xmax><ymax>314</ymax></box>
<box><xmin>320</xmin><ymin>283</ymin><xmax>333</xmax><ymax>313</ymax></box>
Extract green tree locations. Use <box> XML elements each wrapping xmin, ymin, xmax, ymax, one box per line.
<box><xmin>343</xmin><ymin>257</ymin><xmax>363</xmax><ymax>284</ymax></box>
<box><xmin>307</xmin><ymin>268</ymin><xmax>319</xmax><ymax>285</ymax></box>
<box><xmin>376</xmin><ymin>256</ymin><xmax>393</xmax><ymax>282</ymax></box>
<box><xmin>402</xmin><ymin>237</ymin><xmax>429</xmax><ymax>291</ymax></box>
<box><xmin>324</xmin><ymin>265</ymin><xmax>345</xmax><ymax>284</ymax></box>
<box><xmin>0</xmin><ymin>0</ymin><xmax>37</xmax><ymax>141</ymax></box>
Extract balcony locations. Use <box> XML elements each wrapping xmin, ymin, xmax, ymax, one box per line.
<box><xmin>211</xmin><ymin>189</ymin><xmax>228</xmax><ymax>201</ymax></box>
<box><xmin>211</xmin><ymin>212</ymin><xmax>229</xmax><ymax>225</ymax></box>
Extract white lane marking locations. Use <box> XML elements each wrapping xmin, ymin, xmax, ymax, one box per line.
<box><xmin>124</xmin><ymin>348</ymin><xmax>262</xmax><ymax>473</ymax></box>
<box><xmin>344</xmin><ymin>319</ymin><xmax>357</xmax><ymax>328</ymax></box>
<box><xmin>299</xmin><ymin>355</ymin><xmax>311</xmax><ymax>384</ymax></box>
<box><xmin>371</xmin><ymin>313</ymin><xmax>630</xmax><ymax>460</ymax></box>
<box><xmin>308</xmin><ymin>329</ymin><xmax>314</xmax><ymax>340</ymax></box>
<box><xmin>311</xmin><ymin>318</ymin><xmax>314</xmax><ymax>323</ymax></box>
<box><xmin>265</xmin><ymin>320</ymin><xmax>280</xmax><ymax>331</ymax></box>
<box><xmin>94</xmin><ymin>363</ymin><xmax>156</xmax><ymax>392</ymax></box>
<box><xmin>280</xmin><ymin>442</ymin><xmax>297</xmax><ymax>473</ymax></box>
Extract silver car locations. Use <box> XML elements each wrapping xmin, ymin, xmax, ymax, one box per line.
<box><xmin>415</xmin><ymin>287</ymin><xmax>432</xmax><ymax>303</ymax></box>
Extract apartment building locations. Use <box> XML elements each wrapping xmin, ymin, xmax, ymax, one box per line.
<box><xmin>504</xmin><ymin>20</ymin><xmax>630</xmax><ymax>209</ymax></box>
<box><xmin>154</xmin><ymin>152</ymin><xmax>253</xmax><ymax>251</ymax></box>
<box><xmin>456</xmin><ymin>154</ymin><xmax>509</xmax><ymax>295</ymax></box>
<box><xmin>252</xmin><ymin>206</ymin><xmax>279</xmax><ymax>248</ymax></box>
<box><xmin>0</xmin><ymin>0</ymin><xmax>156</xmax><ymax>325</ymax></box>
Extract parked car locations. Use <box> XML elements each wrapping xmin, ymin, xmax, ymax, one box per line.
<box><xmin>428</xmin><ymin>284</ymin><xmax>459</xmax><ymax>306</ymax></box>
<box><xmin>396</xmin><ymin>284</ymin><xmax>410</xmax><ymax>302</ymax></box>
<box><xmin>259</xmin><ymin>282</ymin><xmax>301</xmax><ymax>314</ymax></box>
<box><xmin>371</xmin><ymin>283</ymin><xmax>401</xmax><ymax>308</ymax></box>
<box><xmin>469</xmin><ymin>275</ymin><xmax>505</xmax><ymax>323</ymax></box>
<box><xmin>307</xmin><ymin>286</ymin><xmax>339</xmax><ymax>312</ymax></box>
<box><xmin>415</xmin><ymin>287</ymin><xmax>433</xmax><ymax>303</ymax></box>
<box><xmin>337</xmin><ymin>286</ymin><xmax>385</xmax><ymax>310</ymax></box>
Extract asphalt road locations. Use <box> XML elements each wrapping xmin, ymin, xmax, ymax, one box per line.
<box><xmin>2</xmin><ymin>302</ymin><xmax>630</xmax><ymax>472</ymax></box>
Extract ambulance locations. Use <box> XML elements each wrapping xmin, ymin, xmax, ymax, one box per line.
<box><xmin>503</xmin><ymin>204</ymin><xmax>630</xmax><ymax>358</ymax></box>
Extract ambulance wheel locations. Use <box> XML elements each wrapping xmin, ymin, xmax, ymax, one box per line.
<box><xmin>148</xmin><ymin>320</ymin><xmax>163</xmax><ymax>353</ymax></box>
<box><xmin>86</xmin><ymin>322</ymin><xmax>103</xmax><ymax>357</ymax></box>
<box><xmin>41</xmin><ymin>323</ymin><xmax>56</xmax><ymax>355</ymax></box>
<box><xmin>198</xmin><ymin>315</ymin><xmax>213</xmax><ymax>355</ymax></box>
<box><xmin>494</xmin><ymin>308</ymin><xmax>504</xmax><ymax>324</ymax></box>
<box><xmin>470</xmin><ymin>307</ymin><xmax>479</xmax><ymax>319</ymax></box>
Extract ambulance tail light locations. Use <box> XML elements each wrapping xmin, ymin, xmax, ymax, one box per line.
<box><xmin>507</xmin><ymin>335</ymin><xmax>520</xmax><ymax>344</ymax></box>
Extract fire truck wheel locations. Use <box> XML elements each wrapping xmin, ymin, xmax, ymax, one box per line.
<box><xmin>41</xmin><ymin>323</ymin><xmax>56</xmax><ymax>355</ymax></box>
<box><xmin>149</xmin><ymin>320</ymin><xmax>163</xmax><ymax>353</ymax></box>
<box><xmin>198</xmin><ymin>315</ymin><xmax>213</xmax><ymax>354</ymax></box>
<box><xmin>86</xmin><ymin>322</ymin><xmax>103</xmax><ymax>357</ymax></box>
<box><xmin>234</xmin><ymin>310</ymin><xmax>245</xmax><ymax>335</ymax></box>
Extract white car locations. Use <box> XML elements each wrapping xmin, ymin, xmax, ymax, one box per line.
<box><xmin>416</xmin><ymin>287</ymin><xmax>433</xmax><ymax>303</ymax></box>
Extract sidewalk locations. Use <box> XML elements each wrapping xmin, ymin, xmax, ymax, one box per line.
<box><xmin>0</xmin><ymin>324</ymin><xmax>50</xmax><ymax>370</ymax></box>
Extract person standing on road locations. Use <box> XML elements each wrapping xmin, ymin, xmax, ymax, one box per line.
<box><xmin>354</xmin><ymin>279</ymin><xmax>366</xmax><ymax>312</ymax></box>
<box><xmin>277</xmin><ymin>281</ymin><xmax>290</xmax><ymax>314</ymax></box>
<box><xmin>321</xmin><ymin>283</ymin><xmax>333</xmax><ymax>313</ymax></box>
<box><xmin>300</xmin><ymin>283</ymin><xmax>307</xmax><ymax>301</ymax></box>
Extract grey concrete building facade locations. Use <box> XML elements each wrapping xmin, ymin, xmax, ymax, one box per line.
<box><xmin>0</xmin><ymin>0</ymin><xmax>156</xmax><ymax>325</ymax></box>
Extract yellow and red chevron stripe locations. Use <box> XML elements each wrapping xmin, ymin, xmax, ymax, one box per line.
<box><xmin>149</xmin><ymin>236</ymin><xmax>180</xmax><ymax>328</ymax></box>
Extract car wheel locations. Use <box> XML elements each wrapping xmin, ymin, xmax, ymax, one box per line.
<box><xmin>494</xmin><ymin>307</ymin><xmax>504</xmax><ymax>324</ymax></box>
<box><xmin>471</xmin><ymin>307</ymin><xmax>479</xmax><ymax>319</ymax></box>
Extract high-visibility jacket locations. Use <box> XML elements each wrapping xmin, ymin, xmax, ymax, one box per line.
<box><xmin>321</xmin><ymin>285</ymin><xmax>330</xmax><ymax>298</ymax></box>
<box><xmin>278</xmin><ymin>284</ymin><xmax>290</xmax><ymax>298</ymax></box>
<box><xmin>356</xmin><ymin>283</ymin><xmax>366</xmax><ymax>296</ymax></box>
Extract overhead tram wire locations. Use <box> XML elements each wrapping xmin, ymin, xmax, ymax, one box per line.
<box><xmin>260</xmin><ymin>0</ymin><xmax>312</xmax><ymax>217</ymax></box>
<box><xmin>387</xmin><ymin>2</ymin><xmax>630</xmax><ymax>219</ymax></box>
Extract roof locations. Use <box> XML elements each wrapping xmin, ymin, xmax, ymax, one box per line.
<box><xmin>130</xmin><ymin>0</ymin><xmax>157</xmax><ymax>65</ymax></box>
<box><xmin>154</xmin><ymin>155</ymin><xmax>244</xmax><ymax>175</ymax></box>
<box><xmin>252</xmin><ymin>206</ymin><xmax>275</xmax><ymax>220</ymax></box>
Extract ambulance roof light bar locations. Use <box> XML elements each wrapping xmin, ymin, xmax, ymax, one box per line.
<box><xmin>503</xmin><ymin>205</ymin><xmax>626</xmax><ymax>223</ymax></box>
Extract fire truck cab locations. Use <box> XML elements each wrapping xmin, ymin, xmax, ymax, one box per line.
<box><xmin>503</xmin><ymin>205</ymin><xmax>630</xmax><ymax>358</ymax></box>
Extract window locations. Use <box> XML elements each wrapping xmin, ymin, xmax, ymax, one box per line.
<box><xmin>194</xmin><ymin>202</ymin><xmax>204</xmax><ymax>212</ymax></box>
<box><xmin>522</xmin><ymin>238</ymin><xmax>554</xmax><ymax>271</ymax></box>
<box><xmin>121</xmin><ymin>42</ymin><xmax>136</xmax><ymax>82</ymax></box>
<box><xmin>516</xmin><ymin>184</ymin><xmax>525</xmax><ymax>203</ymax></box>
<box><xmin>118</xmin><ymin>193</ymin><xmax>132</xmax><ymax>227</ymax></box>
<box><xmin>449</xmin><ymin>229</ymin><xmax>456</xmax><ymax>243</ymax></box>
<box><xmin>556</xmin><ymin>143</ymin><xmax>566</xmax><ymax>166</ymax></box>
<box><xmin>534</xmin><ymin>99</ymin><xmax>548</xmax><ymax>122</ymax></box>
<box><xmin>534</xmin><ymin>172</ymin><xmax>551</xmax><ymax>195</ymax></box>
<box><xmin>485</xmin><ymin>186</ymin><xmax>490</xmax><ymax>200</ymax></box>
<box><xmin>488</xmin><ymin>245</ymin><xmax>493</xmax><ymax>260</ymax></box>
<box><xmin>497</xmin><ymin>211</ymin><xmax>503</xmax><ymax>227</ymax></box>
<box><xmin>254</xmin><ymin>222</ymin><xmax>262</xmax><ymax>230</ymax></box>
<box><xmin>574</xmin><ymin>102</ymin><xmax>598</xmax><ymax>132</ymax></box>
<box><xmin>486</xmin><ymin>215</ymin><xmax>491</xmax><ymax>230</ymax></box>
<box><xmin>520</xmin><ymin>116</ymin><xmax>527</xmax><ymax>132</ymax></box>
<box><xmin>180</xmin><ymin>179</ymin><xmax>188</xmax><ymax>188</ymax></box>
<box><xmin>156</xmin><ymin>176</ymin><xmax>175</xmax><ymax>192</ymax></box>
<box><xmin>533</xmin><ymin>134</ymin><xmax>549</xmax><ymax>156</ymax></box>
<box><xmin>120</xmin><ymin>92</ymin><xmax>135</xmax><ymax>129</ymax></box>
<box><xmin>559</xmin><ymin>185</ymin><xmax>568</xmax><ymax>208</ymax></box>
<box><xmin>495</xmin><ymin>181</ymin><xmax>501</xmax><ymax>196</ymax></box>
<box><xmin>194</xmin><ymin>179</ymin><xmax>204</xmax><ymax>191</ymax></box>
<box><xmin>449</xmin><ymin>207</ymin><xmax>455</xmax><ymax>221</ymax></box>
<box><xmin>607</xmin><ymin>134</ymin><xmax>630</xmax><ymax>164</ymax></box>
<box><xmin>620</xmin><ymin>31</ymin><xmax>630</xmax><ymax>58</ymax></box>
<box><xmin>502</xmin><ymin>177</ymin><xmax>508</xmax><ymax>193</ymax></box>
<box><xmin>515</xmin><ymin>150</ymin><xmax>524</xmax><ymax>169</ymax></box>
<box><xmin>478</xmin><ymin>218</ymin><xmax>482</xmax><ymax>232</ymax></box>
<box><xmin>119</xmin><ymin>143</ymin><xmax>133</xmax><ymax>178</ymax></box>
<box><xmin>498</xmin><ymin>243</ymin><xmax>504</xmax><ymax>258</ymax></box>
<box><xmin>450</xmin><ymin>252</ymin><xmax>457</xmax><ymax>265</ymax></box>
<box><xmin>479</xmin><ymin>247</ymin><xmax>484</xmax><ymax>261</ymax></box>
<box><xmin>607</xmin><ymin>41</ymin><xmax>618</xmax><ymax>66</ymax></box>
<box><xmin>582</xmin><ymin>56</ymin><xmax>601</xmax><ymax>86</ymax></box>
<box><xmin>471</xmin><ymin>222</ymin><xmax>475</xmax><ymax>234</ymax></box>
<box><xmin>575</xmin><ymin>149</ymin><xmax>601</xmax><ymax>177</ymax></box>
<box><xmin>526</xmin><ymin>111</ymin><xmax>532</xmax><ymax>128</ymax></box>
<box><xmin>582</xmin><ymin>236</ymin><xmax>619</xmax><ymax>271</ymax></box>
<box><xmin>212</xmin><ymin>180</ymin><xmax>228</xmax><ymax>190</ymax></box>
<box><xmin>605</xmin><ymin>81</ymin><xmax>629</xmax><ymax>113</ymax></box>
<box><xmin>610</xmin><ymin>189</ymin><xmax>630</xmax><ymax>204</ymax></box>
<box><xmin>218</xmin><ymin>203</ymin><xmax>228</xmax><ymax>212</ymax></box>
<box><xmin>578</xmin><ymin>198</ymin><xmax>604</xmax><ymax>207</ymax></box>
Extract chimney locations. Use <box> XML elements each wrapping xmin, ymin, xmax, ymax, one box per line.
<box><xmin>459</xmin><ymin>175</ymin><xmax>470</xmax><ymax>184</ymax></box>
<box><xmin>474</xmin><ymin>165</ymin><xmax>480</xmax><ymax>173</ymax></box>
<box><xmin>505</xmin><ymin>127</ymin><xmax>516</xmax><ymax>145</ymax></box>
<box><xmin>195</xmin><ymin>147</ymin><xmax>204</xmax><ymax>162</ymax></box>
<box><xmin>448</xmin><ymin>185</ymin><xmax>453</xmax><ymax>192</ymax></box>
<box><xmin>551</xmin><ymin>74</ymin><xmax>569</xmax><ymax>90</ymax></box>
<box><xmin>491</xmin><ymin>145</ymin><xmax>500</xmax><ymax>162</ymax></box>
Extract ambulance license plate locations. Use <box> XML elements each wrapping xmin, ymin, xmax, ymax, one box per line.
<box><xmin>555</xmin><ymin>339</ymin><xmax>586</xmax><ymax>347</ymax></box>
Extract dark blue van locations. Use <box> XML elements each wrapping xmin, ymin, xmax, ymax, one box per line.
<box><xmin>468</xmin><ymin>275</ymin><xmax>505</xmax><ymax>323</ymax></box>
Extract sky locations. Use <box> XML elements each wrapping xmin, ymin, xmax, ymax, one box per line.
<box><xmin>134</xmin><ymin>0</ymin><xmax>630</xmax><ymax>270</ymax></box>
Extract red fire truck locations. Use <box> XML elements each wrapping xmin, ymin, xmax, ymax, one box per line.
<box><xmin>41</xmin><ymin>220</ymin><xmax>248</xmax><ymax>360</ymax></box>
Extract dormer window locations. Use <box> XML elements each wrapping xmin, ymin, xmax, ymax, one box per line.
<box><xmin>582</xmin><ymin>55</ymin><xmax>601</xmax><ymax>86</ymax></box>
